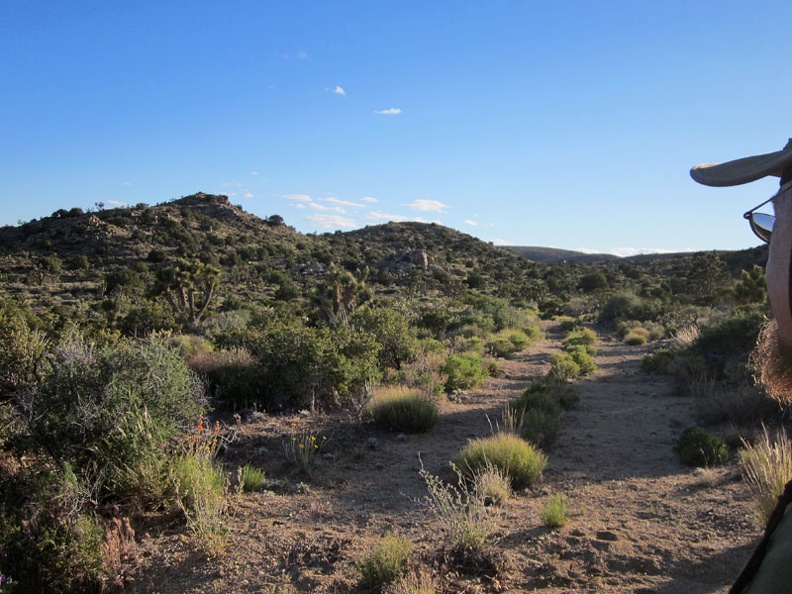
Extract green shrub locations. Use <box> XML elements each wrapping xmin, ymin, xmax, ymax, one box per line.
<box><xmin>22</xmin><ymin>333</ymin><xmax>207</xmax><ymax>501</ymax></box>
<box><xmin>237</xmin><ymin>464</ymin><xmax>267</xmax><ymax>492</ymax></box>
<box><xmin>673</xmin><ymin>427</ymin><xmax>729</xmax><ymax>467</ymax></box>
<box><xmin>555</xmin><ymin>316</ymin><xmax>579</xmax><ymax>332</ymax></box>
<box><xmin>563</xmin><ymin>327</ymin><xmax>597</xmax><ymax>350</ymax></box>
<box><xmin>358</xmin><ymin>534</ymin><xmax>413</xmax><ymax>589</ymax></box>
<box><xmin>486</xmin><ymin>337</ymin><xmax>518</xmax><ymax>358</ymax></box>
<box><xmin>367</xmin><ymin>388</ymin><xmax>439</xmax><ymax>433</ymax></box>
<box><xmin>641</xmin><ymin>348</ymin><xmax>674</xmax><ymax>374</ymax></box>
<box><xmin>540</xmin><ymin>493</ymin><xmax>569</xmax><ymax>529</ymax></box>
<box><xmin>187</xmin><ymin>347</ymin><xmax>263</xmax><ymax>409</ymax></box>
<box><xmin>442</xmin><ymin>352</ymin><xmax>490</xmax><ymax>393</ymax></box>
<box><xmin>548</xmin><ymin>352</ymin><xmax>580</xmax><ymax>381</ymax></box>
<box><xmin>565</xmin><ymin>345</ymin><xmax>597</xmax><ymax>375</ymax></box>
<box><xmin>623</xmin><ymin>327</ymin><xmax>650</xmax><ymax>345</ymax></box>
<box><xmin>521</xmin><ymin>407</ymin><xmax>563</xmax><ymax>447</ymax></box>
<box><xmin>456</xmin><ymin>434</ymin><xmax>547</xmax><ymax>489</ymax></box>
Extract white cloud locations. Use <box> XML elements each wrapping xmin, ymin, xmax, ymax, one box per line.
<box><xmin>404</xmin><ymin>199</ymin><xmax>448</xmax><ymax>213</ymax></box>
<box><xmin>121</xmin><ymin>181</ymin><xmax>133</xmax><ymax>187</ymax></box>
<box><xmin>284</xmin><ymin>194</ymin><xmax>313</xmax><ymax>203</ymax></box>
<box><xmin>375</xmin><ymin>108</ymin><xmax>402</xmax><ymax>115</ymax></box>
<box><xmin>307</xmin><ymin>202</ymin><xmax>332</xmax><ymax>211</ymax></box>
<box><xmin>330</xmin><ymin>85</ymin><xmax>346</xmax><ymax>96</ymax></box>
<box><xmin>250</xmin><ymin>171</ymin><xmax>259</xmax><ymax>176</ymax></box>
<box><xmin>491</xmin><ymin>238</ymin><xmax>511</xmax><ymax>246</ymax></box>
<box><xmin>367</xmin><ymin>211</ymin><xmax>410</xmax><ymax>222</ymax></box>
<box><xmin>244</xmin><ymin>191</ymin><xmax>254</xmax><ymax>199</ymax></box>
<box><xmin>322</xmin><ymin>197</ymin><xmax>366</xmax><ymax>208</ymax></box>
<box><xmin>361</xmin><ymin>196</ymin><xmax>378</xmax><ymax>203</ymax></box>
<box><xmin>306</xmin><ymin>214</ymin><xmax>357</xmax><ymax>229</ymax></box>
<box><xmin>106</xmin><ymin>200</ymin><xmax>129</xmax><ymax>208</ymax></box>
<box><xmin>463</xmin><ymin>219</ymin><xmax>478</xmax><ymax>227</ymax></box>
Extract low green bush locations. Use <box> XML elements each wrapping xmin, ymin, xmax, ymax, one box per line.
<box><xmin>674</xmin><ymin>427</ymin><xmax>729</xmax><ymax>467</ymax></box>
<box><xmin>565</xmin><ymin>345</ymin><xmax>597</xmax><ymax>374</ymax></box>
<box><xmin>623</xmin><ymin>327</ymin><xmax>650</xmax><ymax>345</ymax></box>
<box><xmin>456</xmin><ymin>434</ymin><xmax>547</xmax><ymax>489</ymax></box>
<box><xmin>549</xmin><ymin>352</ymin><xmax>580</xmax><ymax>381</ymax></box>
<box><xmin>442</xmin><ymin>352</ymin><xmax>490</xmax><ymax>393</ymax></box>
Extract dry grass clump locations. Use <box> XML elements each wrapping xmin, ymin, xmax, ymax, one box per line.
<box><xmin>385</xmin><ymin>570</ymin><xmax>437</xmax><ymax>594</ymax></box>
<box><xmin>455</xmin><ymin>433</ymin><xmax>546</xmax><ymax>489</ymax></box>
<box><xmin>739</xmin><ymin>425</ymin><xmax>792</xmax><ymax>524</ymax></box>
<box><xmin>366</xmin><ymin>386</ymin><xmax>439</xmax><ymax>433</ymax></box>
<box><xmin>540</xmin><ymin>492</ymin><xmax>569</xmax><ymax>529</ymax></box>
<box><xmin>358</xmin><ymin>533</ymin><xmax>414</xmax><ymax>590</ymax></box>
<box><xmin>470</xmin><ymin>460</ymin><xmax>512</xmax><ymax>506</ymax></box>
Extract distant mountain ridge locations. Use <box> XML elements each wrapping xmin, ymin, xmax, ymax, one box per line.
<box><xmin>502</xmin><ymin>246</ymin><xmax>620</xmax><ymax>264</ymax></box>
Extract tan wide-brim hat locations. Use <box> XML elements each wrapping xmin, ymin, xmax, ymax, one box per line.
<box><xmin>691</xmin><ymin>138</ymin><xmax>792</xmax><ymax>187</ymax></box>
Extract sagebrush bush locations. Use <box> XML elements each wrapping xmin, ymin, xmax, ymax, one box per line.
<box><xmin>673</xmin><ymin>427</ymin><xmax>729</xmax><ymax>467</ymax></box>
<box><xmin>441</xmin><ymin>352</ymin><xmax>490</xmax><ymax>393</ymax></box>
<box><xmin>739</xmin><ymin>426</ymin><xmax>792</xmax><ymax>524</ymax></box>
<box><xmin>456</xmin><ymin>434</ymin><xmax>547</xmax><ymax>489</ymax></box>
<box><xmin>367</xmin><ymin>387</ymin><xmax>439</xmax><ymax>433</ymax></box>
<box><xmin>419</xmin><ymin>464</ymin><xmax>496</xmax><ymax>553</ymax></box>
<box><xmin>358</xmin><ymin>534</ymin><xmax>413</xmax><ymax>589</ymax></box>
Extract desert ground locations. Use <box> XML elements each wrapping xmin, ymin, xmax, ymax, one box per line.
<box><xmin>126</xmin><ymin>322</ymin><xmax>763</xmax><ymax>593</ymax></box>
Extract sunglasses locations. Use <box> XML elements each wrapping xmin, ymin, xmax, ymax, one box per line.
<box><xmin>744</xmin><ymin>194</ymin><xmax>776</xmax><ymax>243</ymax></box>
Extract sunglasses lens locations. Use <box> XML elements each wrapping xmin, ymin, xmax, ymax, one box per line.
<box><xmin>750</xmin><ymin>213</ymin><xmax>774</xmax><ymax>243</ymax></box>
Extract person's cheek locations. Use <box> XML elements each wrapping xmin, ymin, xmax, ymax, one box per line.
<box><xmin>767</xmin><ymin>198</ymin><xmax>792</xmax><ymax>354</ymax></box>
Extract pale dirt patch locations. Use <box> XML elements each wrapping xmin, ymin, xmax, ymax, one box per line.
<box><xmin>127</xmin><ymin>324</ymin><xmax>762</xmax><ymax>593</ymax></box>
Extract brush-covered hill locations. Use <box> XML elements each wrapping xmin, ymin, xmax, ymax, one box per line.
<box><xmin>0</xmin><ymin>191</ymin><xmax>769</xmax><ymax>324</ymax></box>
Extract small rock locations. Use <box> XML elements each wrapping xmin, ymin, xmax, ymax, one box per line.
<box><xmin>366</xmin><ymin>437</ymin><xmax>379</xmax><ymax>449</ymax></box>
<box><xmin>395</xmin><ymin>433</ymin><xmax>406</xmax><ymax>442</ymax></box>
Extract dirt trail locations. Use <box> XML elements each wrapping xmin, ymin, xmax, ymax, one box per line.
<box><xmin>129</xmin><ymin>325</ymin><xmax>763</xmax><ymax>594</ymax></box>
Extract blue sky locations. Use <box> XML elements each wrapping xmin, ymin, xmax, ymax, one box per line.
<box><xmin>3</xmin><ymin>1</ymin><xmax>792</xmax><ymax>256</ymax></box>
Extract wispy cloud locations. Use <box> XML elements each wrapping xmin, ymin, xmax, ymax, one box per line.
<box><xmin>463</xmin><ymin>219</ymin><xmax>478</xmax><ymax>226</ymax></box>
<box><xmin>244</xmin><ymin>191</ymin><xmax>254</xmax><ymax>199</ymax></box>
<box><xmin>329</xmin><ymin>85</ymin><xmax>346</xmax><ymax>96</ymax></box>
<box><xmin>367</xmin><ymin>212</ymin><xmax>410</xmax><ymax>222</ymax></box>
<box><xmin>306</xmin><ymin>214</ymin><xmax>357</xmax><ymax>229</ymax></box>
<box><xmin>282</xmin><ymin>50</ymin><xmax>309</xmax><ymax>61</ymax></box>
<box><xmin>404</xmin><ymin>199</ymin><xmax>448</xmax><ymax>213</ymax></box>
<box><xmin>375</xmin><ymin>108</ymin><xmax>401</xmax><ymax>115</ymax></box>
<box><xmin>361</xmin><ymin>196</ymin><xmax>378</xmax><ymax>203</ymax></box>
<box><xmin>106</xmin><ymin>200</ymin><xmax>129</xmax><ymax>208</ymax></box>
<box><xmin>284</xmin><ymin>194</ymin><xmax>313</xmax><ymax>203</ymax></box>
<box><xmin>322</xmin><ymin>197</ymin><xmax>366</xmax><ymax>209</ymax></box>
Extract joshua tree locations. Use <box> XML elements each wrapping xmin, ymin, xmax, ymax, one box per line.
<box><xmin>151</xmin><ymin>259</ymin><xmax>220</xmax><ymax>329</ymax></box>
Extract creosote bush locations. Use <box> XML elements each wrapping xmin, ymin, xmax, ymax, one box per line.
<box><xmin>441</xmin><ymin>352</ymin><xmax>490</xmax><ymax>393</ymax></box>
<box><xmin>673</xmin><ymin>426</ymin><xmax>729</xmax><ymax>467</ymax></box>
<box><xmin>455</xmin><ymin>434</ymin><xmax>546</xmax><ymax>489</ymax></box>
<box><xmin>366</xmin><ymin>387</ymin><xmax>439</xmax><ymax>433</ymax></box>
